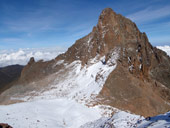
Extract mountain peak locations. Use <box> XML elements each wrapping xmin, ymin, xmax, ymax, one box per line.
<box><xmin>98</xmin><ymin>8</ymin><xmax>117</xmax><ymax>28</ymax></box>
<box><xmin>100</xmin><ymin>8</ymin><xmax>115</xmax><ymax>16</ymax></box>
<box><xmin>28</xmin><ymin>57</ymin><xmax>35</xmax><ymax>65</ymax></box>
<box><xmin>98</xmin><ymin>8</ymin><xmax>140</xmax><ymax>39</ymax></box>
<box><xmin>57</xmin><ymin>8</ymin><xmax>143</xmax><ymax>65</ymax></box>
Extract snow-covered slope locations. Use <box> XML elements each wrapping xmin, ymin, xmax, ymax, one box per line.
<box><xmin>0</xmin><ymin>47</ymin><xmax>65</xmax><ymax>67</ymax></box>
<box><xmin>0</xmin><ymin>99</ymin><xmax>102</xmax><ymax>128</ymax></box>
<box><xmin>81</xmin><ymin>111</ymin><xmax>170</xmax><ymax>128</ymax></box>
<box><xmin>0</xmin><ymin>98</ymin><xmax>146</xmax><ymax>128</ymax></box>
<box><xmin>136</xmin><ymin>112</ymin><xmax>170</xmax><ymax>128</ymax></box>
<box><xmin>10</xmin><ymin>48</ymin><xmax>120</xmax><ymax>105</ymax></box>
<box><xmin>0</xmin><ymin>48</ymin><xmax>121</xmax><ymax>127</ymax></box>
<box><xmin>1</xmin><ymin>98</ymin><xmax>168</xmax><ymax>128</ymax></box>
<box><xmin>81</xmin><ymin>111</ymin><xmax>144</xmax><ymax>128</ymax></box>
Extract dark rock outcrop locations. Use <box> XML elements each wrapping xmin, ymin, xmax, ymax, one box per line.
<box><xmin>0</xmin><ymin>65</ymin><xmax>23</xmax><ymax>94</ymax></box>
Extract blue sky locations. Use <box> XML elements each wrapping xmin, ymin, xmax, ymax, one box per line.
<box><xmin>0</xmin><ymin>0</ymin><xmax>170</xmax><ymax>49</ymax></box>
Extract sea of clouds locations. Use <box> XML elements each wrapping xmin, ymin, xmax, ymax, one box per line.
<box><xmin>156</xmin><ymin>45</ymin><xmax>170</xmax><ymax>56</ymax></box>
<box><xmin>0</xmin><ymin>47</ymin><xmax>66</xmax><ymax>67</ymax></box>
<box><xmin>0</xmin><ymin>46</ymin><xmax>169</xmax><ymax>67</ymax></box>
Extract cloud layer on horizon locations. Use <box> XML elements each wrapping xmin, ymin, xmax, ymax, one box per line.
<box><xmin>157</xmin><ymin>45</ymin><xmax>170</xmax><ymax>56</ymax></box>
<box><xmin>0</xmin><ymin>47</ymin><xmax>66</xmax><ymax>67</ymax></box>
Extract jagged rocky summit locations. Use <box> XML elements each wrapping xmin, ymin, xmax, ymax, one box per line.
<box><xmin>0</xmin><ymin>8</ymin><xmax>170</xmax><ymax>117</ymax></box>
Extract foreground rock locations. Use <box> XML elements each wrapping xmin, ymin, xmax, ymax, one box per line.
<box><xmin>0</xmin><ymin>123</ymin><xmax>12</xmax><ymax>128</ymax></box>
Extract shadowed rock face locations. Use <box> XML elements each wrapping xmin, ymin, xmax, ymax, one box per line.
<box><xmin>0</xmin><ymin>65</ymin><xmax>23</xmax><ymax>93</ymax></box>
<box><xmin>0</xmin><ymin>8</ymin><xmax>170</xmax><ymax>117</ymax></box>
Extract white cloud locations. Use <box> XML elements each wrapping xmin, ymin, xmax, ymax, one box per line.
<box><xmin>157</xmin><ymin>45</ymin><xmax>170</xmax><ymax>56</ymax></box>
<box><xmin>0</xmin><ymin>47</ymin><xmax>66</xmax><ymax>67</ymax></box>
<box><xmin>127</xmin><ymin>5</ymin><xmax>170</xmax><ymax>24</ymax></box>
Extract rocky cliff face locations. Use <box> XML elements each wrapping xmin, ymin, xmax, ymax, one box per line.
<box><xmin>92</xmin><ymin>8</ymin><xmax>170</xmax><ymax>116</ymax></box>
<box><xmin>0</xmin><ymin>8</ymin><xmax>169</xmax><ymax>117</ymax></box>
